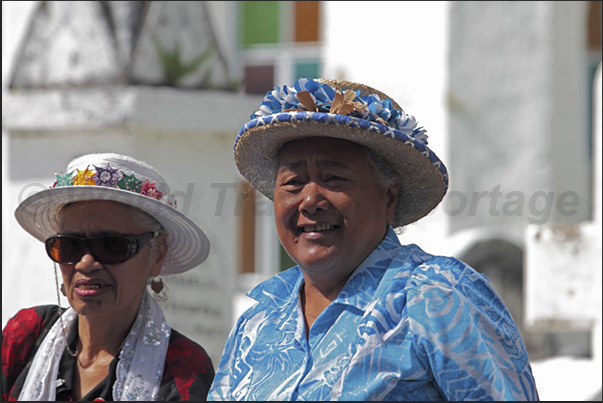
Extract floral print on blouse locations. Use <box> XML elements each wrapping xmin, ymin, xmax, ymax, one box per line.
<box><xmin>209</xmin><ymin>228</ymin><xmax>539</xmax><ymax>401</ymax></box>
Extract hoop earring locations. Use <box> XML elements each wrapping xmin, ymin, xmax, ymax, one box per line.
<box><xmin>150</xmin><ymin>277</ymin><xmax>164</xmax><ymax>294</ymax></box>
<box><xmin>149</xmin><ymin>276</ymin><xmax>169</xmax><ymax>303</ymax></box>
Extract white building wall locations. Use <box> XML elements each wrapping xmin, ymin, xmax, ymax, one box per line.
<box><xmin>448</xmin><ymin>1</ymin><xmax>591</xmax><ymax>239</ymax></box>
<box><xmin>524</xmin><ymin>61</ymin><xmax>602</xmax><ymax>402</ymax></box>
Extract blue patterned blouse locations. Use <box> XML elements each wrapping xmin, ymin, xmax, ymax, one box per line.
<box><xmin>208</xmin><ymin>228</ymin><xmax>539</xmax><ymax>401</ymax></box>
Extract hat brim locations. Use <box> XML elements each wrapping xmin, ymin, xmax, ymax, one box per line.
<box><xmin>234</xmin><ymin>111</ymin><xmax>448</xmax><ymax>227</ymax></box>
<box><xmin>14</xmin><ymin>186</ymin><xmax>210</xmax><ymax>275</ymax></box>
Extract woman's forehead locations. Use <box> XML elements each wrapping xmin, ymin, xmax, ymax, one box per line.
<box><xmin>278</xmin><ymin>137</ymin><xmax>368</xmax><ymax>166</ymax></box>
<box><xmin>59</xmin><ymin>201</ymin><xmax>144</xmax><ymax>231</ymax></box>
<box><xmin>60</xmin><ymin>200</ymin><xmax>137</xmax><ymax>215</ymax></box>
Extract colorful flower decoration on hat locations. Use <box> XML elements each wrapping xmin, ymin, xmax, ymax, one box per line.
<box><xmin>54</xmin><ymin>171</ymin><xmax>74</xmax><ymax>188</ymax></box>
<box><xmin>50</xmin><ymin>163</ymin><xmax>175</xmax><ymax>207</ymax></box>
<box><xmin>93</xmin><ymin>163</ymin><xmax>121</xmax><ymax>188</ymax></box>
<box><xmin>250</xmin><ymin>78</ymin><xmax>428</xmax><ymax>144</ymax></box>
<box><xmin>140</xmin><ymin>180</ymin><xmax>163</xmax><ymax>200</ymax></box>
<box><xmin>117</xmin><ymin>172</ymin><xmax>143</xmax><ymax>193</ymax></box>
<box><xmin>73</xmin><ymin>167</ymin><xmax>96</xmax><ymax>186</ymax></box>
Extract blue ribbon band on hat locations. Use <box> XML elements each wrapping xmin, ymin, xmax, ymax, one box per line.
<box><xmin>248</xmin><ymin>78</ymin><xmax>429</xmax><ymax>145</ymax></box>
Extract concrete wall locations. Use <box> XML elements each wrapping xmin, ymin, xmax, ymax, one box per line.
<box><xmin>524</xmin><ymin>60</ymin><xmax>602</xmax><ymax>402</ymax></box>
<box><xmin>448</xmin><ymin>1</ymin><xmax>591</xmax><ymax>239</ymax></box>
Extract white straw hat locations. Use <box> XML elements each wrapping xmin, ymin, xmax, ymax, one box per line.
<box><xmin>234</xmin><ymin>78</ymin><xmax>449</xmax><ymax>227</ymax></box>
<box><xmin>14</xmin><ymin>153</ymin><xmax>209</xmax><ymax>275</ymax></box>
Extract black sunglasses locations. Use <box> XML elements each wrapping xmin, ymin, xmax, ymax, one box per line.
<box><xmin>45</xmin><ymin>232</ymin><xmax>158</xmax><ymax>265</ymax></box>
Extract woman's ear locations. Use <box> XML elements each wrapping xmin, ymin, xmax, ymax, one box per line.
<box><xmin>385</xmin><ymin>180</ymin><xmax>400</xmax><ymax>225</ymax></box>
<box><xmin>149</xmin><ymin>234</ymin><xmax>168</xmax><ymax>277</ymax></box>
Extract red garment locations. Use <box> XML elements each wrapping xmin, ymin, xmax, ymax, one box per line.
<box><xmin>2</xmin><ymin>305</ymin><xmax>215</xmax><ymax>401</ymax></box>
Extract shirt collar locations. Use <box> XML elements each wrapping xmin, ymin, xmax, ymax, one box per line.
<box><xmin>247</xmin><ymin>264</ymin><xmax>305</xmax><ymax>311</ymax></box>
<box><xmin>247</xmin><ymin>227</ymin><xmax>403</xmax><ymax>313</ymax></box>
<box><xmin>332</xmin><ymin>227</ymin><xmax>402</xmax><ymax>311</ymax></box>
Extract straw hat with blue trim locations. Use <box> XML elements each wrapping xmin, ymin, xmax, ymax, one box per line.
<box><xmin>234</xmin><ymin>78</ymin><xmax>449</xmax><ymax>227</ymax></box>
<box><xmin>14</xmin><ymin>153</ymin><xmax>210</xmax><ymax>275</ymax></box>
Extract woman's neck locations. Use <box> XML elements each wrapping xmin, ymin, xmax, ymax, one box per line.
<box><xmin>75</xmin><ymin>303</ymin><xmax>139</xmax><ymax>365</ymax></box>
<box><xmin>300</xmin><ymin>270</ymin><xmax>352</xmax><ymax>337</ymax></box>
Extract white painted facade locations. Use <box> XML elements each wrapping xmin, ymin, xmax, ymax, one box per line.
<box><xmin>446</xmin><ymin>2</ymin><xmax>601</xmax><ymax>399</ymax></box>
<box><xmin>525</xmin><ymin>61</ymin><xmax>602</xmax><ymax>401</ymax></box>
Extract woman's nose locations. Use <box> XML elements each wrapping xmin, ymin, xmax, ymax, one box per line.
<box><xmin>299</xmin><ymin>184</ymin><xmax>329</xmax><ymax>214</ymax></box>
<box><xmin>74</xmin><ymin>252</ymin><xmax>101</xmax><ymax>272</ymax></box>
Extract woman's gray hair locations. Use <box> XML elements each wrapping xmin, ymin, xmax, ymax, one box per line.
<box><xmin>130</xmin><ymin>208</ymin><xmax>170</xmax><ymax>302</ymax></box>
<box><xmin>363</xmin><ymin>147</ymin><xmax>400</xmax><ymax>191</ymax></box>
<box><xmin>363</xmin><ymin>147</ymin><xmax>406</xmax><ymax>234</ymax></box>
<box><xmin>130</xmin><ymin>207</ymin><xmax>166</xmax><ymax>235</ymax></box>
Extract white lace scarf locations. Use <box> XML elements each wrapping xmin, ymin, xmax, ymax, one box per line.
<box><xmin>18</xmin><ymin>291</ymin><xmax>171</xmax><ymax>401</ymax></box>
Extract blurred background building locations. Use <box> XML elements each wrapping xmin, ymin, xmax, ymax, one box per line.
<box><xmin>2</xmin><ymin>1</ymin><xmax>601</xmax><ymax>400</ymax></box>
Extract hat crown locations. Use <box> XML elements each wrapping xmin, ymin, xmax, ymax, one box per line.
<box><xmin>315</xmin><ymin>78</ymin><xmax>403</xmax><ymax>111</ymax></box>
<box><xmin>56</xmin><ymin>153</ymin><xmax>175</xmax><ymax>207</ymax></box>
<box><xmin>248</xmin><ymin>78</ymin><xmax>428</xmax><ymax>145</ymax></box>
<box><xmin>67</xmin><ymin>153</ymin><xmax>170</xmax><ymax>191</ymax></box>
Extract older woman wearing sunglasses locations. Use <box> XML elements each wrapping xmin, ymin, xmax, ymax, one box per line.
<box><xmin>3</xmin><ymin>153</ymin><xmax>214</xmax><ymax>401</ymax></box>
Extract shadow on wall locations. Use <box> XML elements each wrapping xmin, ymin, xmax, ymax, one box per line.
<box><xmin>460</xmin><ymin>238</ymin><xmax>591</xmax><ymax>362</ymax></box>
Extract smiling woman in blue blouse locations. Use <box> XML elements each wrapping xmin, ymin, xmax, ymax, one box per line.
<box><xmin>208</xmin><ymin>78</ymin><xmax>539</xmax><ymax>401</ymax></box>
